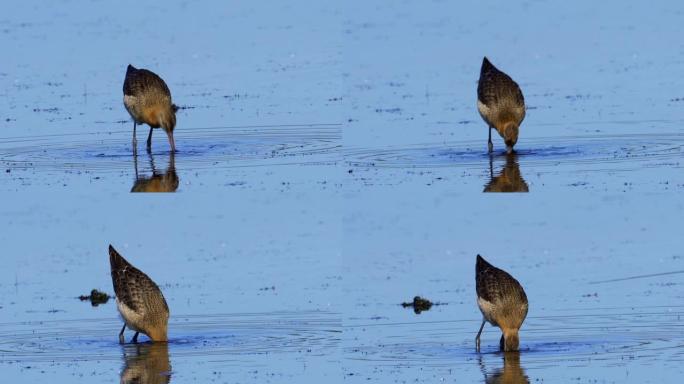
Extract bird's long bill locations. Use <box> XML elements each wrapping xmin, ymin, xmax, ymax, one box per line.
<box><xmin>166</xmin><ymin>131</ymin><xmax>176</xmax><ymax>153</ymax></box>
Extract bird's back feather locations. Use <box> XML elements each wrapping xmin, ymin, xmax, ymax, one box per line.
<box><xmin>123</xmin><ymin>65</ymin><xmax>172</xmax><ymax>99</ymax></box>
<box><xmin>477</xmin><ymin>57</ymin><xmax>525</xmax><ymax>109</ymax></box>
<box><xmin>109</xmin><ymin>245</ymin><xmax>169</xmax><ymax>315</ymax></box>
<box><xmin>476</xmin><ymin>254</ymin><xmax>527</xmax><ymax>305</ymax></box>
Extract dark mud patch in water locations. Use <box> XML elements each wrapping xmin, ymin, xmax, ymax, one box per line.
<box><xmin>78</xmin><ymin>289</ymin><xmax>112</xmax><ymax>306</ymax></box>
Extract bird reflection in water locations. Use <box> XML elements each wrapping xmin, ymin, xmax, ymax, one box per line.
<box><xmin>120</xmin><ymin>342</ymin><xmax>172</xmax><ymax>384</ymax></box>
<box><xmin>483</xmin><ymin>153</ymin><xmax>529</xmax><ymax>193</ymax></box>
<box><xmin>131</xmin><ymin>151</ymin><xmax>179</xmax><ymax>192</ymax></box>
<box><xmin>480</xmin><ymin>352</ymin><xmax>529</xmax><ymax>384</ymax></box>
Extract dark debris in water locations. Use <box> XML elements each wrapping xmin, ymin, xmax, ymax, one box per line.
<box><xmin>401</xmin><ymin>296</ymin><xmax>445</xmax><ymax>314</ymax></box>
<box><xmin>32</xmin><ymin>107</ymin><xmax>59</xmax><ymax>113</ymax></box>
<box><xmin>375</xmin><ymin>107</ymin><xmax>402</xmax><ymax>114</ymax></box>
<box><xmin>78</xmin><ymin>289</ymin><xmax>111</xmax><ymax>306</ymax></box>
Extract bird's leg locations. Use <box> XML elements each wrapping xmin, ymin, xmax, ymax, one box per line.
<box><xmin>146</xmin><ymin>127</ymin><xmax>154</xmax><ymax>153</ymax></box>
<box><xmin>132</xmin><ymin>122</ymin><xmax>137</xmax><ymax>149</ymax></box>
<box><xmin>488</xmin><ymin>126</ymin><xmax>493</xmax><ymax>153</ymax></box>
<box><xmin>131</xmin><ymin>332</ymin><xmax>139</xmax><ymax>343</ymax></box>
<box><xmin>499</xmin><ymin>334</ymin><xmax>505</xmax><ymax>351</ymax></box>
<box><xmin>475</xmin><ymin>320</ymin><xmax>485</xmax><ymax>352</ymax></box>
<box><xmin>118</xmin><ymin>324</ymin><xmax>126</xmax><ymax>344</ymax></box>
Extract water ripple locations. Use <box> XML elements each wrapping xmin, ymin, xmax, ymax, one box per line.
<box><xmin>0</xmin><ymin>310</ymin><xmax>340</xmax><ymax>363</ymax></box>
<box><xmin>345</xmin><ymin>133</ymin><xmax>684</xmax><ymax>171</ymax></box>
<box><xmin>0</xmin><ymin>124</ymin><xmax>342</xmax><ymax>173</ymax></box>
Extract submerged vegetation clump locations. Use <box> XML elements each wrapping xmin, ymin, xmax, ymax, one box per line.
<box><xmin>401</xmin><ymin>296</ymin><xmax>437</xmax><ymax>314</ymax></box>
<box><xmin>79</xmin><ymin>289</ymin><xmax>111</xmax><ymax>306</ymax></box>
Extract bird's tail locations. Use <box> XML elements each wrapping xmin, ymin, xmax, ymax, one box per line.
<box><xmin>109</xmin><ymin>244</ymin><xmax>130</xmax><ymax>271</ymax></box>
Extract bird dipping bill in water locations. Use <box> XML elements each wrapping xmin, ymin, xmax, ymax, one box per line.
<box><xmin>477</xmin><ymin>57</ymin><xmax>526</xmax><ymax>154</ymax></box>
<box><xmin>109</xmin><ymin>245</ymin><xmax>169</xmax><ymax>343</ymax></box>
<box><xmin>123</xmin><ymin>65</ymin><xmax>178</xmax><ymax>153</ymax></box>
<box><xmin>475</xmin><ymin>254</ymin><xmax>528</xmax><ymax>352</ymax></box>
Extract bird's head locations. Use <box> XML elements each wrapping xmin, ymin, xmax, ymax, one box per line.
<box><xmin>159</xmin><ymin>104</ymin><xmax>177</xmax><ymax>133</ymax></box>
<box><xmin>501</xmin><ymin>329</ymin><xmax>520</xmax><ymax>352</ymax></box>
<box><xmin>503</xmin><ymin>121</ymin><xmax>519</xmax><ymax>154</ymax></box>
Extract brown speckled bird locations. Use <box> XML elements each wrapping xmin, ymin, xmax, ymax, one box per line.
<box><xmin>475</xmin><ymin>254</ymin><xmax>528</xmax><ymax>352</ymax></box>
<box><xmin>109</xmin><ymin>245</ymin><xmax>169</xmax><ymax>343</ymax></box>
<box><xmin>123</xmin><ymin>65</ymin><xmax>178</xmax><ymax>153</ymax></box>
<box><xmin>477</xmin><ymin>57</ymin><xmax>525</xmax><ymax>154</ymax></box>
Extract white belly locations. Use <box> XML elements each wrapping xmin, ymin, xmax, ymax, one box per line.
<box><xmin>116</xmin><ymin>298</ymin><xmax>145</xmax><ymax>332</ymax></box>
<box><xmin>477</xmin><ymin>296</ymin><xmax>498</xmax><ymax>326</ymax></box>
<box><xmin>123</xmin><ymin>95</ymin><xmax>143</xmax><ymax>123</ymax></box>
<box><xmin>477</xmin><ymin>100</ymin><xmax>490</xmax><ymax>116</ymax></box>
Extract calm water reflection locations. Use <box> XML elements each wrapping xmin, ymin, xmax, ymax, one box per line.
<box><xmin>120</xmin><ymin>343</ymin><xmax>172</xmax><ymax>384</ymax></box>
<box><xmin>131</xmin><ymin>152</ymin><xmax>179</xmax><ymax>193</ymax></box>
<box><xmin>481</xmin><ymin>353</ymin><xmax>529</xmax><ymax>384</ymax></box>
<box><xmin>484</xmin><ymin>154</ymin><xmax>529</xmax><ymax>193</ymax></box>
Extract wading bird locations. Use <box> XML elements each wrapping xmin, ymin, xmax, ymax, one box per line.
<box><xmin>123</xmin><ymin>65</ymin><xmax>178</xmax><ymax>153</ymax></box>
<box><xmin>109</xmin><ymin>245</ymin><xmax>169</xmax><ymax>343</ymax></box>
<box><xmin>477</xmin><ymin>57</ymin><xmax>525</xmax><ymax>154</ymax></box>
<box><xmin>475</xmin><ymin>254</ymin><xmax>528</xmax><ymax>352</ymax></box>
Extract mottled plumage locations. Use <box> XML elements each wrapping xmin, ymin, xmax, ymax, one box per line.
<box><xmin>477</xmin><ymin>57</ymin><xmax>525</xmax><ymax>154</ymax></box>
<box><xmin>475</xmin><ymin>254</ymin><xmax>528</xmax><ymax>352</ymax></box>
<box><xmin>109</xmin><ymin>245</ymin><xmax>169</xmax><ymax>343</ymax></box>
<box><xmin>123</xmin><ymin>65</ymin><xmax>178</xmax><ymax>153</ymax></box>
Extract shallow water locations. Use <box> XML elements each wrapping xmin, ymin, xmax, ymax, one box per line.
<box><xmin>2</xmin><ymin>0</ymin><xmax>684</xmax><ymax>383</ymax></box>
<box><xmin>0</xmin><ymin>124</ymin><xmax>340</xmax><ymax>192</ymax></box>
<box><xmin>0</xmin><ymin>311</ymin><xmax>338</xmax><ymax>381</ymax></box>
<box><xmin>341</xmin><ymin>192</ymin><xmax>684</xmax><ymax>382</ymax></box>
<box><xmin>339</xmin><ymin>0</ymin><xmax>684</xmax><ymax>382</ymax></box>
<box><xmin>345</xmin><ymin>132</ymin><xmax>684</xmax><ymax>192</ymax></box>
<box><xmin>0</xmin><ymin>178</ymin><xmax>341</xmax><ymax>382</ymax></box>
